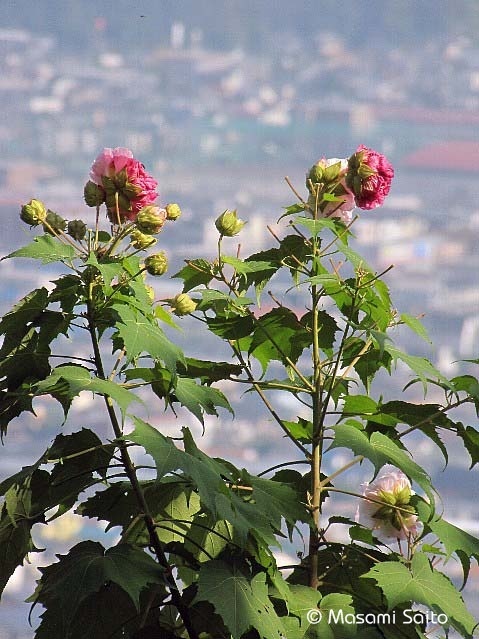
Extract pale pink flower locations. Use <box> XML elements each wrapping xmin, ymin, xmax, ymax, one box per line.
<box><xmin>89</xmin><ymin>147</ymin><xmax>158</xmax><ymax>222</ymax></box>
<box><xmin>346</xmin><ymin>145</ymin><xmax>394</xmax><ymax>210</ymax></box>
<box><xmin>356</xmin><ymin>466</ymin><xmax>420</xmax><ymax>541</ymax></box>
<box><xmin>308</xmin><ymin>157</ymin><xmax>355</xmax><ymax>223</ymax></box>
<box><xmin>321</xmin><ymin>158</ymin><xmax>355</xmax><ymax>223</ymax></box>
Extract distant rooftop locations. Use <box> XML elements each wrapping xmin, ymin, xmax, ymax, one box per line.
<box><xmin>402</xmin><ymin>140</ymin><xmax>479</xmax><ymax>172</ymax></box>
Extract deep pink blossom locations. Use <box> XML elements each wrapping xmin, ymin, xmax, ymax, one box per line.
<box><xmin>346</xmin><ymin>145</ymin><xmax>394</xmax><ymax>210</ymax></box>
<box><xmin>89</xmin><ymin>148</ymin><xmax>158</xmax><ymax>222</ymax></box>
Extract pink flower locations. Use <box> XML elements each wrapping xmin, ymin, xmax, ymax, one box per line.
<box><xmin>346</xmin><ymin>145</ymin><xmax>394</xmax><ymax>210</ymax></box>
<box><xmin>356</xmin><ymin>466</ymin><xmax>420</xmax><ymax>541</ymax></box>
<box><xmin>89</xmin><ymin>148</ymin><xmax>158</xmax><ymax>222</ymax></box>
<box><xmin>307</xmin><ymin>158</ymin><xmax>355</xmax><ymax>224</ymax></box>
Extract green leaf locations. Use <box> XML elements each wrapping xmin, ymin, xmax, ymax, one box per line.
<box><xmin>174</xmin><ymin>258</ymin><xmax>214</xmax><ymax>292</ymax></box>
<box><xmin>112</xmin><ymin>303</ymin><xmax>184</xmax><ymax>372</ymax></box>
<box><xmin>0</xmin><ymin>470</ymin><xmax>47</xmax><ymax>595</ymax></box>
<box><xmin>35</xmin><ymin>364</ymin><xmax>141</xmax><ymax>416</ymax></box>
<box><xmin>400</xmin><ymin>313</ymin><xmax>431</xmax><ymax>344</ymax></box>
<box><xmin>207</xmin><ymin>313</ymin><xmax>254</xmax><ymax>340</ymax></box>
<box><xmin>385</xmin><ymin>346</ymin><xmax>452</xmax><ymax>393</ymax></box>
<box><xmin>282</xmin><ymin>417</ymin><xmax>313</xmax><ymax>443</ymax></box>
<box><xmin>32</xmin><ymin>541</ymin><xmax>165</xmax><ymax>629</ymax></box>
<box><xmin>174</xmin><ymin>376</ymin><xmax>233</xmax><ymax>424</ymax></box>
<box><xmin>249</xmin><ymin>307</ymin><xmax>312</xmax><ymax>373</ymax></box>
<box><xmin>194</xmin><ymin>559</ymin><xmax>286</xmax><ymax>639</ymax></box>
<box><xmin>3</xmin><ymin>234</ymin><xmax>77</xmax><ymax>264</ymax></box>
<box><xmin>179</xmin><ymin>357</ymin><xmax>242</xmax><ymax>383</ymax></box>
<box><xmin>330</xmin><ymin>424</ymin><xmax>435</xmax><ymax>504</ymax></box>
<box><xmin>0</xmin><ymin>287</ymin><xmax>49</xmax><ymax>334</ymax></box>
<box><xmin>85</xmin><ymin>253</ymin><xmax>124</xmax><ymax>287</ymax></box>
<box><xmin>364</xmin><ymin>553</ymin><xmax>477</xmax><ymax>637</ymax></box>
<box><xmin>293</xmin><ymin>216</ymin><xmax>340</xmax><ymax>237</ymax></box>
<box><xmin>416</xmin><ymin>500</ymin><xmax>479</xmax><ymax>587</ymax></box>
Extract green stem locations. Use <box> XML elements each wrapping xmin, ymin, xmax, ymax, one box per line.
<box><xmin>86</xmin><ymin>293</ymin><xmax>199</xmax><ymax>639</ymax></box>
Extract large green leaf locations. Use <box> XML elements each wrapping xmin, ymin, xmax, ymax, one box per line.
<box><xmin>385</xmin><ymin>346</ymin><xmax>453</xmax><ymax>393</ymax></box>
<box><xmin>249</xmin><ymin>307</ymin><xmax>312</xmax><ymax>373</ymax></box>
<box><xmin>35</xmin><ymin>364</ymin><xmax>141</xmax><ymax>416</ymax></box>
<box><xmin>33</xmin><ymin>541</ymin><xmax>164</xmax><ymax>622</ymax></box>
<box><xmin>174</xmin><ymin>258</ymin><xmax>214</xmax><ymax>292</ymax></box>
<box><xmin>330</xmin><ymin>424</ymin><xmax>435</xmax><ymax>504</ymax></box>
<box><xmin>174</xmin><ymin>376</ymin><xmax>233</xmax><ymax>424</ymax></box>
<box><xmin>4</xmin><ymin>234</ymin><xmax>77</xmax><ymax>264</ymax></box>
<box><xmin>0</xmin><ymin>287</ymin><xmax>49</xmax><ymax>334</ymax></box>
<box><xmin>0</xmin><ymin>470</ymin><xmax>47</xmax><ymax>596</ymax></box>
<box><xmin>194</xmin><ymin>559</ymin><xmax>286</xmax><ymax>639</ymax></box>
<box><xmin>416</xmin><ymin>500</ymin><xmax>479</xmax><ymax>587</ymax></box>
<box><xmin>112</xmin><ymin>303</ymin><xmax>184</xmax><ymax>371</ymax></box>
<box><xmin>364</xmin><ymin>553</ymin><xmax>477</xmax><ymax>637</ymax></box>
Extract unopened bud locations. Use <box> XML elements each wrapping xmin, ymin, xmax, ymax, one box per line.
<box><xmin>171</xmin><ymin>293</ymin><xmax>197</xmax><ymax>316</ymax></box>
<box><xmin>165</xmin><ymin>202</ymin><xmax>182</xmax><ymax>221</ymax></box>
<box><xmin>215</xmin><ymin>209</ymin><xmax>245</xmax><ymax>237</ymax></box>
<box><xmin>130</xmin><ymin>229</ymin><xmax>157</xmax><ymax>250</ymax></box>
<box><xmin>84</xmin><ymin>180</ymin><xmax>105</xmax><ymax>207</ymax></box>
<box><xmin>136</xmin><ymin>205</ymin><xmax>167</xmax><ymax>235</ymax></box>
<box><xmin>20</xmin><ymin>199</ymin><xmax>47</xmax><ymax>226</ymax></box>
<box><xmin>67</xmin><ymin>219</ymin><xmax>87</xmax><ymax>241</ymax></box>
<box><xmin>145</xmin><ymin>285</ymin><xmax>155</xmax><ymax>303</ymax></box>
<box><xmin>43</xmin><ymin>210</ymin><xmax>67</xmax><ymax>235</ymax></box>
<box><xmin>144</xmin><ymin>252</ymin><xmax>168</xmax><ymax>276</ymax></box>
<box><xmin>306</xmin><ymin>162</ymin><xmax>324</xmax><ymax>190</ymax></box>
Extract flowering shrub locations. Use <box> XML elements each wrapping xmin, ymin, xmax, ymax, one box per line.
<box><xmin>1</xmin><ymin>147</ymin><xmax>479</xmax><ymax>639</ymax></box>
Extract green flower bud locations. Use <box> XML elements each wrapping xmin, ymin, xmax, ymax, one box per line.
<box><xmin>20</xmin><ymin>199</ymin><xmax>47</xmax><ymax>226</ymax></box>
<box><xmin>171</xmin><ymin>293</ymin><xmax>197</xmax><ymax>316</ymax></box>
<box><xmin>165</xmin><ymin>202</ymin><xmax>182</xmax><ymax>221</ymax></box>
<box><xmin>43</xmin><ymin>210</ymin><xmax>67</xmax><ymax>235</ymax></box>
<box><xmin>215</xmin><ymin>209</ymin><xmax>245</xmax><ymax>237</ymax></box>
<box><xmin>136</xmin><ymin>205</ymin><xmax>167</xmax><ymax>235</ymax></box>
<box><xmin>67</xmin><ymin>219</ymin><xmax>87</xmax><ymax>241</ymax></box>
<box><xmin>144</xmin><ymin>252</ymin><xmax>168</xmax><ymax>276</ymax></box>
<box><xmin>145</xmin><ymin>285</ymin><xmax>155</xmax><ymax>303</ymax></box>
<box><xmin>129</xmin><ymin>229</ymin><xmax>157</xmax><ymax>250</ymax></box>
<box><xmin>306</xmin><ymin>162</ymin><xmax>324</xmax><ymax>190</ymax></box>
<box><xmin>84</xmin><ymin>180</ymin><xmax>105</xmax><ymax>207</ymax></box>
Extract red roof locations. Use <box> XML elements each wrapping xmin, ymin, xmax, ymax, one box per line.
<box><xmin>402</xmin><ymin>141</ymin><xmax>479</xmax><ymax>172</ymax></box>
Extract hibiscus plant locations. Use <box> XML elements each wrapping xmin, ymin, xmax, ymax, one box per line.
<box><xmin>1</xmin><ymin>147</ymin><xmax>479</xmax><ymax>639</ymax></box>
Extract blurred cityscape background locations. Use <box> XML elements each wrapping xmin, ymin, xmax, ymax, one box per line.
<box><xmin>1</xmin><ymin>1</ymin><xmax>479</xmax><ymax>636</ymax></box>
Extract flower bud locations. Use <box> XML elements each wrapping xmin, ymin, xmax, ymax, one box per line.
<box><xmin>165</xmin><ymin>202</ymin><xmax>182</xmax><ymax>221</ymax></box>
<box><xmin>129</xmin><ymin>229</ymin><xmax>157</xmax><ymax>250</ymax></box>
<box><xmin>215</xmin><ymin>209</ymin><xmax>245</xmax><ymax>237</ymax></box>
<box><xmin>20</xmin><ymin>199</ymin><xmax>47</xmax><ymax>226</ymax></box>
<box><xmin>171</xmin><ymin>293</ymin><xmax>197</xmax><ymax>316</ymax></box>
<box><xmin>306</xmin><ymin>162</ymin><xmax>324</xmax><ymax>190</ymax></box>
<box><xmin>144</xmin><ymin>252</ymin><xmax>168</xmax><ymax>276</ymax></box>
<box><xmin>84</xmin><ymin>180</ymin><xmax>105</xmax><ymax>207</ymax></box>
<box><xmin>67</xmin><ymin>219</ymin><xmax>87</xmax><ymax>241</ymax></box>
<box><xmin>136</xmin><ymin>205</ymin><xmax>167</xmax><ymax>235</ymax></box>
<box><xmin>43</xmin><ymin>210</ymin><xmax>67</xmax><ymax>235</ymax></box>
<box><xmin>145</xmin><ymin>285</ymin><xmax>155</xmax><ymax>303</ymax></box>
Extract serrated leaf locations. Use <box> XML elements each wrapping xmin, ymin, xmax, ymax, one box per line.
<box><xmin>0</xmin><ymin>287</ymin><xmax>49</xmax><ymax>334</ymax></box>
<box><xmin>4</xmin><ymin>234</ymin><xmax>77</xmax><ymax>264</ymax></box>
<box><xmin>416</xmin><ymin>500</ymin><xmax>479</xmax><ymax>587</ymax></box>
<box><xmin>33</xmin><ymin>541</ymin><xmax>165</xmax><ymax>628</ymax></box>
<box><xmin>174</xmin><ymin>376</ymin><xmax>233</xmax><ymax>424</ymax></box>
<box><xmin>249</xmin><ymin>307</ymin><xmax>312</xmax><ymax>373</ymax></box>
<box><xmin>385</xmin><ymin>346</ymin><xmax>452</xmax><ymax>393</ymax></box>
<box><xmin>173</xmin><ymin>259</ymin><xmax>214</xmax><ymax>292</ymax></box>
<box><xmin>35</xmin><ymin>364</ymin><xmax>141</xmax><ymax>416</ymax></box>
<box><xmin>85</xmin><ymin>253</ymin><xmax>124</xmax><ymax>287</ymax></box>
<box><xmin>112</xmin><ymin>303</ymin><xmax>184</xmax><ymax>372</ymax></box>
<box><xmin>193</xmin><ymin>560</ymin><xmax>286</xmax><ymax>639</ymax></box>
<box><xmin>330</xmin><ymin>424</ymin><xmax>434</xmax><ymax>504</ymax></box>
<box><xmin>364</xmin><ymin>553</ymin><xmax>477</xmax><ymax>637</ymax></box>
<box><xmin>400</xmin><ymin>313</ymin><xmax>431</xmax><ymax>344</ymax></box>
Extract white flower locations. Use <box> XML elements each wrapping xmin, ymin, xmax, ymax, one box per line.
<box><xmin>356</xmin><ymin>466</ymin><xmax>420</xmax><ymax>541</ymax></box>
